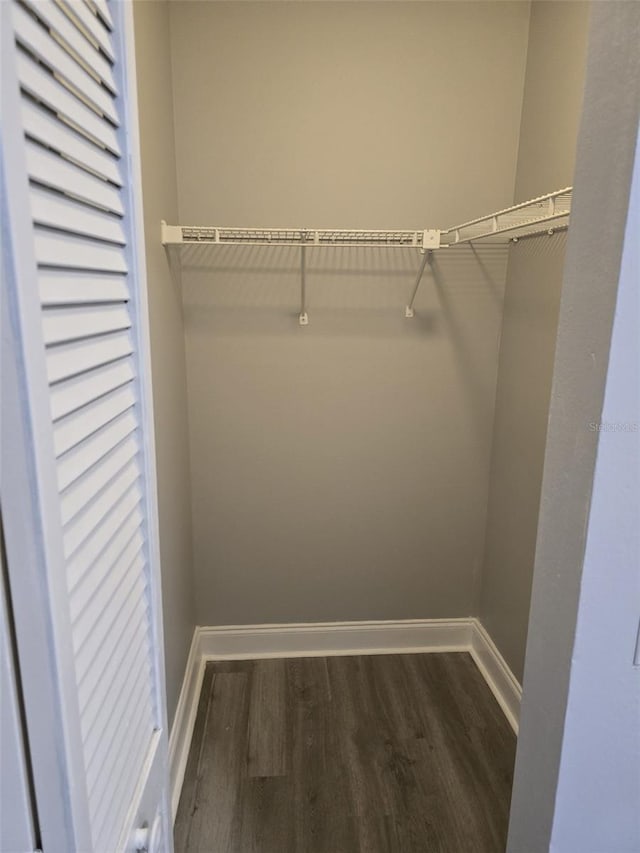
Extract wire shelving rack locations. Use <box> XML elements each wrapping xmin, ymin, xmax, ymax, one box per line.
<box><xmin>161</xmin><ymin>187</ymin><xmax>572</xmax><ymax>323</ymax></box>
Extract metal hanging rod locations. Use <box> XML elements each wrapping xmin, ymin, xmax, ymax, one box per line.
<box><xmin>161</xmin><ymin>186</ymin><xmax>572</xmax><ymax>324</ymax></box>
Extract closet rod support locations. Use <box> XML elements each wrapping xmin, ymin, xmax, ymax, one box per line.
<box><xmin>405</xmin><ymin>250</ymin><xmax>432</xmax><ymax>318</ymax></box>
<box><xmin>299</xmin><ymin>245</ymin><xmax>309</xmax><ymax>325</ymax></box>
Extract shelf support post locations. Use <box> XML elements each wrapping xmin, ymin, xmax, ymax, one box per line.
<box><xmin>405</xmin><ymin>249</ymin><xmax>432</xmax><ymax>318</ymax></box>
<box><xmin>299</xmin><ymin>245</ymin><xmax>309</xmax><ymax>325</ymax></box>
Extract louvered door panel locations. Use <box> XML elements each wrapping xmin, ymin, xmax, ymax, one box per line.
<box><xmin>46</xmin><ymin>331</ymin><xmax>134</xmax><ymax>388</ymax></box>
<box><xmin>17</xmin><ymin>52</ymin><xmax>120</xmax><ymax>154</ymax></box>
<box><xmin>75</xmin><ymin>565</ymin><xmax>146</xmax><ymax>683</ymax></box>
<box><xmin>53</xmin><ymin>385</ymin><xmax>137</xmax><ymax>455</ymax></box>
<box><xmin>59</xmin><ymin>0</ymin><xmax>115</xmax><ymax>61</ymax></box>
<box><xmin>20</xmin><ymin>0</ymin><xmax>118</xmax><ymax>92</ymax></box>
<box><xmin>5</xmin><ymin>0</ymin><xmax>168</xmax><ymax>849</ymax></box>
<box><xmin>14</xmin><ymin>2</ymin><xmax>118</xmax><ymax>123</ymax></box>
<box><xmin>30</xmin><ymin>184</ymin><xmax>127</xmax><ymax>242</ymax></box>
<box><xmin>78</xmin><ymin>594</ymin><xmax>148</xmax><ymax>723</ymax></box>
<box><xmin>56</xmin><ymin>409</ymin><xmax>139</xmax><ymax>491</ymax></box>
<box><xmin>59</xmin><ymin>433</ymin><xmax>138</xmax><ymax>523</ymax></box>
<box><xmin>66</xmin><ymin>486</ymin><xmax>143</xmax><ymax>588</ymax></box>
<box><xmin>22</xmin><ymin>99</ymin><xmax>124</xmax><ymax>186</ymax></box>
<box><xmin>62</xmin><ymin>460</ymin><xmax>140</xmax><ymax>556</ymax></box>
<box><xmin>27</xmin><ymin>142</ymin><xmax>124</xmax><ymax>213</ymax></box>
<box><xmin>50</xmin><ymin>357</ymin><xmax>135</xmax><ymax>419</ymax></box>
<box><xmin>70</xmin><ymin>515</ymin><xmax>145</xmax><ymax>624</ymax></box>
<box><xmin>90</xmin><ymin>0</ymin><xmax>114</xmax><ymax>31</ymax></box>
<box><xmin>73</xmin><ymin>539</ymin><xmax>144</xmax><ymax>647</ymax></box>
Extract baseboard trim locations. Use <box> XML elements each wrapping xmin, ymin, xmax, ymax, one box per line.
<box><xmin>470</xmin><ymin>619</ymin><xmax>522</xmax><ymax>735</ymax></box>
<box><xmin>198</xmin><ymin>617</ymin><xmax>473</xmax><ymax>660</ymax></box>
<box><xmin>169</xmin><ymin>617</ymin><xmax>521</xmax><ymax>823</ymax></box>
<box><xmin>168</xmin><ymin>629</ymin><xmax>206</xmax><ymax>822</ymax></box>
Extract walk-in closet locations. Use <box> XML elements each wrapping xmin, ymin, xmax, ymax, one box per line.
<box><xmin>2</xmin><ymin>1</ymin><xmax>639</xmax><ymax>852</ymax></box>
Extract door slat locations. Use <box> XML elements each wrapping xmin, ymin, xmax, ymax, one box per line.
<box><xmin>58</xmin><ymin>0</ymin><xmax>116</xmax><ymax>62</ymax></box>
<box><xmin>63</xmin><ymin>461</ymin><xmax>139</xmax><ymax>558</ymax></box>
<box><xmin>40</xmin><ymin>270</ymin><xmax>129</xmax><ymax>307</ymax></box>
<box><xmin>21</xmin><ymin>97</ymin><xmax>122</xmax><ymax>185</ymax></box>
<box><xmin>27</xmin><ymin>142</ymin><xmax>124</xmax><ymax>216</ymax></box>
<box><xmin>14</xmin><ymin>3</ymin><xmax>118</xmax><ymax>124</ymax></box>
<box><xmin>21</xmin><ymin>0</ymin><xmax>117</xmax><ymax>92</ymax></box>
<box><xmin>30</xmin><ymin>184</ymin><xmax>126</xmax><ymax>245</ymax></box>
<box><xmin>50</xmin><ymin>357</ymin><xmax>134</xmax><ymax>421</ymax></box>
<box><xmin>60</xmin><ymin>434</ymin><xmax>138</xmax><ymax>525</ymax></box>
<box><xmin>56</xmin><ymin>409</ymin><xmax>138</xmax><ymax>492</ymax></box>
<box><xmin>17</xmin><ymin>51</ymin><xmax>120</xmax><ymax>155</ymax></box>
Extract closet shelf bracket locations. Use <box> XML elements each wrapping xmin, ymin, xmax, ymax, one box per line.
<box><xmin>299</xmin><ymin>244</ymin><xmax>308</xmax><ymax>326</ymax></box>
<box><xmin>405</xmin><ymin>250</ymin><xmax>433</xmax><ymax>318</ymax></box>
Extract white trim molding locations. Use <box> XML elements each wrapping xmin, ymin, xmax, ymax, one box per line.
<box><xmin>198</xmin><ymin>618</ymin><xmax>473</xmax><ymax>660</ymax></box>
<box><xmin>469</xmin><ymin>620</ymin><xmax>523</xmax><ymax>735</ymax></box>
<box><xmin>168</xmin><ymin>617</ymin><xmax>521</xmax><ymax>822</ymax></box>
<box><xmin>167</xmin><ymin>631</ymin><xmax>206</xmax><ymax>822</ymax></box>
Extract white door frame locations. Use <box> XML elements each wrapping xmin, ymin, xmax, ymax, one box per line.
<box><xmin>507</xmin><ymin>2</ymin><xmax>640</xmax><ymax>850</ymax></box>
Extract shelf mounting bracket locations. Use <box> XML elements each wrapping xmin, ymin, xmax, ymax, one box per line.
<box><xmin>405</xmin><ymin>249</ymin><xmax>433</xmax><ymax>318</ymax></box>
<box><xmin>299</xmin><ymin>244</ymin><xmax>309</xmax><ymax>325</ymax></box>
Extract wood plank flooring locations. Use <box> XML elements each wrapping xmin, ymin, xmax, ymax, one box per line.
<box><xmin>175</xmin><ymin>653</ymin><xmax>516</xmax><ymax>853</ymax></box>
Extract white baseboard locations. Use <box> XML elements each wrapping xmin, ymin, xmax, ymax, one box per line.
<box><xmin>168</xmin><ymin>617</ymin><xmax>521</xmax><ymax>822</ymax></box>
<box><xmin>198</xmin><ymin>617</ymin><xmax>473</xmax><ymax>660</ymax></box>
<box><xmin>167</xmin><ymin>630</ymin><xmax>206</xmax><ymax>822</ymax></box>
<box><xmin>470</xmin><ymin>619</ymin><xmax>522</xmax><ymax>735</ymax></box>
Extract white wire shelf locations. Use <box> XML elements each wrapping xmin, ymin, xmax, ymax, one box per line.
<box><xmin>161</xmin><ymin>187</ymin><xmax>572</xmax><ymax>251</ymax></box>
<box><xmin>440</xmin><ymin>187</ymin><xmax>572</xmax><ymax>246</ymax></box>
<box><xmin>161</xmin><ymin>224</ymin><xmax>440</xmax><ymax>250</ymax></box>
<box><xmin>161</xmin><ymin>187</ymin><xmax>572</xmax><ymax>324</ymax></box>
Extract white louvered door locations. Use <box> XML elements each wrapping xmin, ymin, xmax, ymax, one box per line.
<box><xmin>1</xmin><ymin>1</ymin><xmax>170</xmax><ymax>851</ymax></box>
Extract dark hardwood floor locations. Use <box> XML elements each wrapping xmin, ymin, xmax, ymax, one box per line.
<box><xmin>174</xmin><ymin>653</ymin><xmax>516</xmax><ymax>853</ymax></box>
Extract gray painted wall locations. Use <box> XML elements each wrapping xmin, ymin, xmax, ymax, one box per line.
<box><xmin>133</xmin><ymin>0</ymin><xmax>195</xmax><ymax>727</ymax></box>
<box><xmin>168</xmin><ymin>1</ymin><xmax>530</xmax><ymax>626</ymax></box>
<box><xmin>507</xmin><ymin>2</ymin><xmax>640</xmax><ymax>848</ymax></box>
<box><xmin>479</xmin><ymin>1</ymin><xmax>589</xmax><ymax>681</ymax></box>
